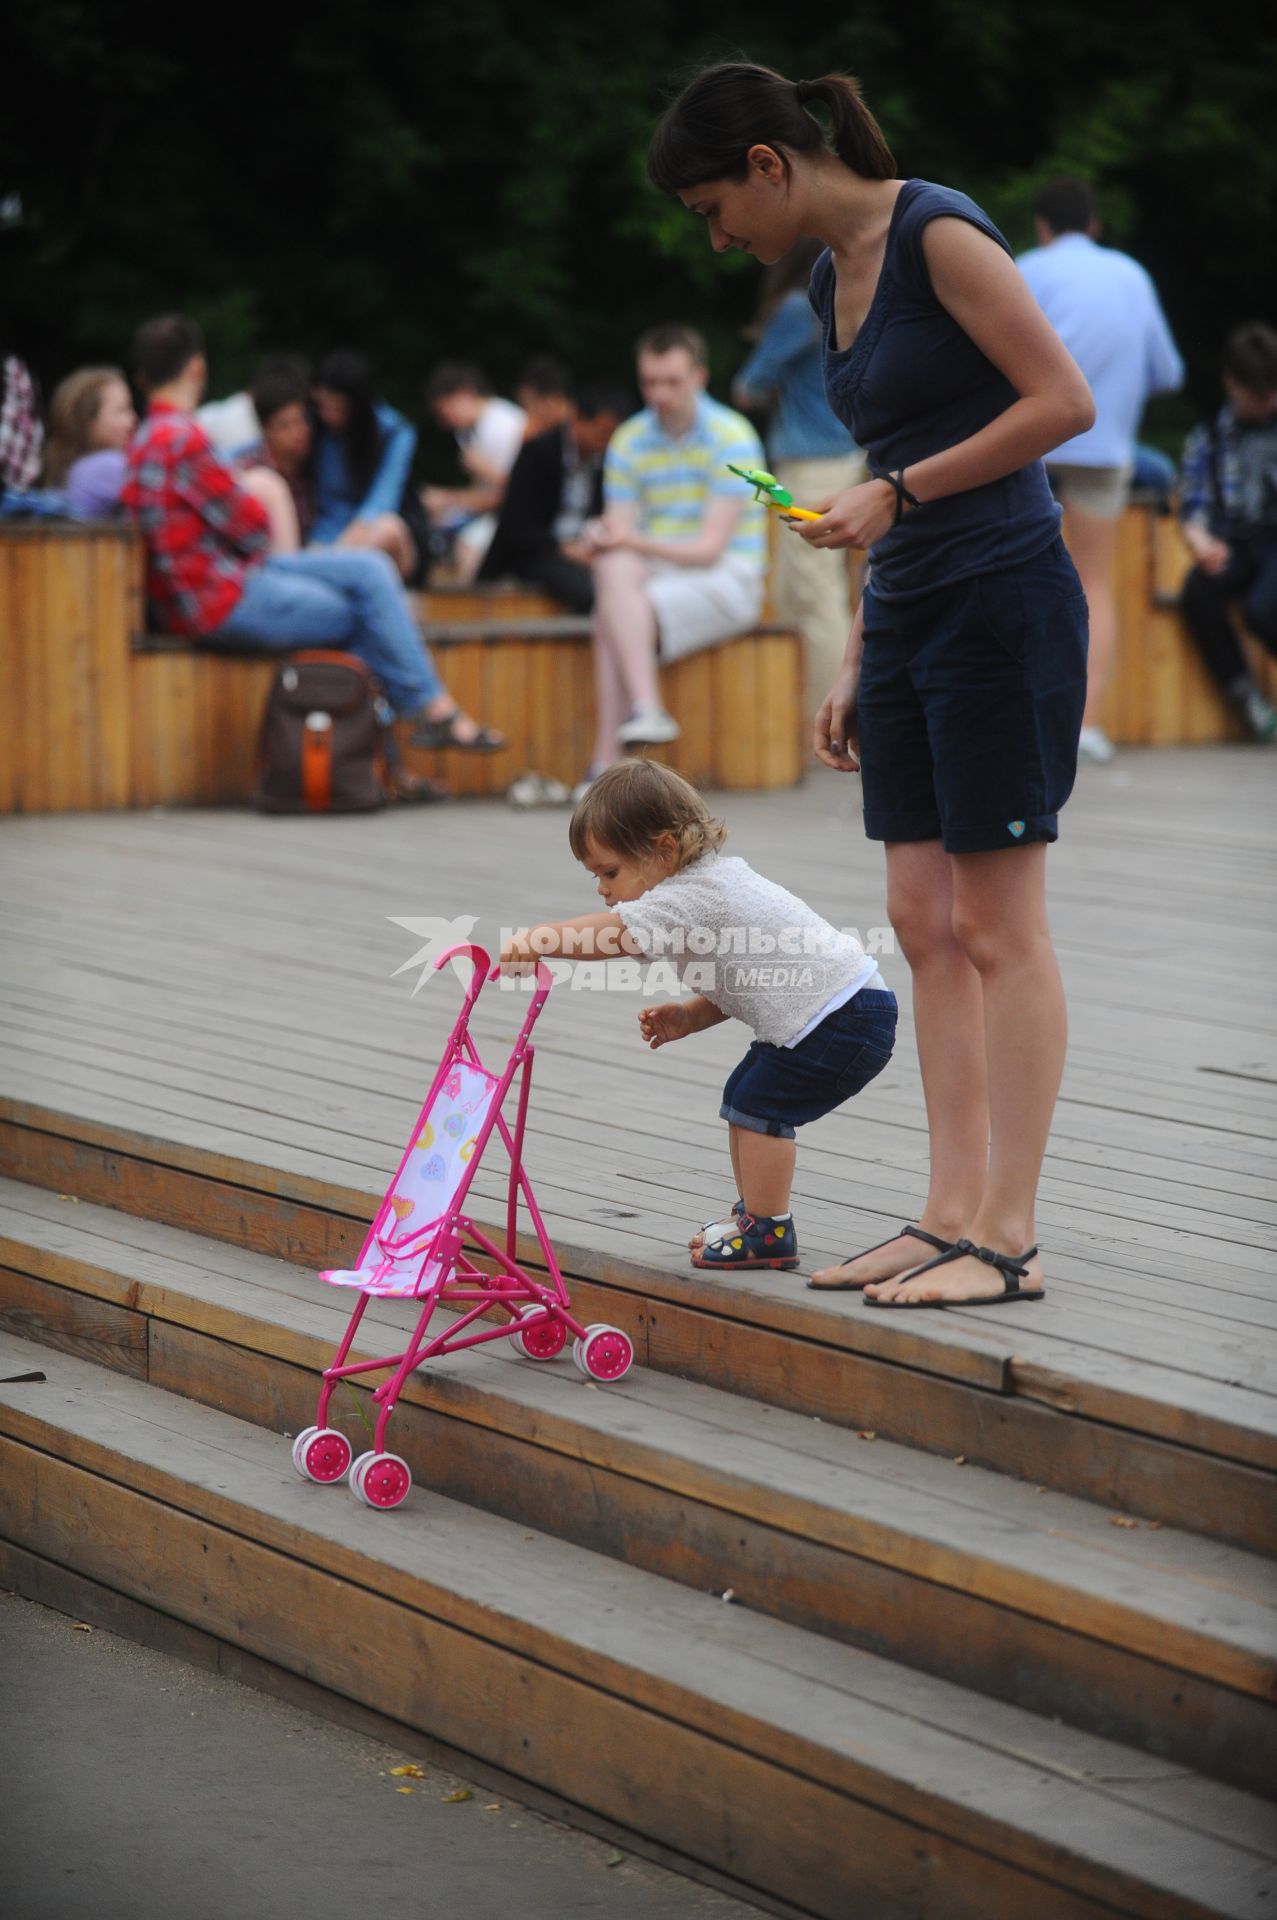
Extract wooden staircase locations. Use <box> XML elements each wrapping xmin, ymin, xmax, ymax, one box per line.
<box><xmin>1</xmin><ymin>1107</ymin><xmax>1273</xmax><ymax>1919</ymax></box>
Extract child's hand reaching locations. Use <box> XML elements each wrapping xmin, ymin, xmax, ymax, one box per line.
<box><xmin>638</xmin><ymin>1001</ymin><xmax>696</xmax><ymax>1050</ymax></box>
<box><xmin>500</xmin><ymin>929</ymin><xmax>538</xmax><ymax>975</ymax></box>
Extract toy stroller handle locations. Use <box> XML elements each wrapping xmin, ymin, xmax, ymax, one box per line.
<box><xmin>487</xmin><ymin>956</ymin><xmax>554</xmax><ymax>996</ymax></box>
<box><xmin>435</xmin><ymin>942</ymin><xmax>492</xmax><ymax>1010</ymax></box>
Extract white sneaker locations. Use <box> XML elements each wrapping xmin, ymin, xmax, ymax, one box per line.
<box><xmin>616</xmin><ymin>706</ymin><xmax>681</xmax><ymax>746</ymax></box>
<box><xmin>1238</xmin><ymin>686</ymin><xmax>1277</xmax><ymax>742</ymax></box>
<box><xmin>1077</xmin><ymin>725</ymin><xmax>1116</xmax><ymax>765</ymax></box>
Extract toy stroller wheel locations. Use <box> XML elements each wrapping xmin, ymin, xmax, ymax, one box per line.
<box><xmin>353</xmin><ymin>1451</ymin><xmax>412</xmax><ymax>1510</ymax></box>
<box><xmin>511</xmin><ymin>1304</ymin><xmax>568</xmax><ymax>1361</ymax></box>
<box><xmin>578</xmin><ymin>1324</ymin><xmax>634</xmax><ymax>1383</ymax></box>
<box><xmin>298</xmin><ymin>1427</ymin><xmax>352</xmax><ymax>1484</ymax></box>
<box><xmin>291</xmin><ymin>1425</ymin><xmax>320</xmax><ymax>1476</ymax></box>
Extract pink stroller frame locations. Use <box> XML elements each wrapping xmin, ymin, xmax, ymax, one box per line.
<box><xmin>290</xmin><ymin>943</ymin><xmax>634</xmax><ymax>1510</ymax></box>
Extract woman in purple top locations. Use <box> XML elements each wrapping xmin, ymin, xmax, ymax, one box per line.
<box><xmin>649</xmin><ymin>62</ymin><xmax>1095</xmax><ymax>1309</ymax></box>
<box><xmin>44</xmin><ymin>366</ymin><xmax>138</xmax><ymax>516</ymax></box>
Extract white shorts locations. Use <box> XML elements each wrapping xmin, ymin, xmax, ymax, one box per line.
<box><xmin>1046</xmin><ymin>463</ymin><xmax>1133</xmax><ymax>521</ymax></box>
<box><xmin>646</xmin><ymin>554</ymin><xmax>765</xmax><ymax>663</ymax></box>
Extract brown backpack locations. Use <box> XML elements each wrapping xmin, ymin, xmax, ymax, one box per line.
<box><xmin>253</xmin><ymin>651</ymin><xmax>390</xmax><ymax>813</ymax></box>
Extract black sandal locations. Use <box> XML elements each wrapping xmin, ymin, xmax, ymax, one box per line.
<box><xmin>806</xmin><ymin>1223</ymin><xmax>955</xmax><ymax>1292</ymax></box>
<box><xmin>862</xmin><ymin>1236</ymin><xmax>1043</xmax><ymax>1309</ymax></box>
<box><xmin>409</xmin><ymin>706</ymin><xmax>506</xmax><ymax>753</ymax></box>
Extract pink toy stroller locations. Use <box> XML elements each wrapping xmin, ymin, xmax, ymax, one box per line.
<box><xmin>290</xmin><ymin>943</ymin><xmax>634</xmax><ymax>1509</ymax></box>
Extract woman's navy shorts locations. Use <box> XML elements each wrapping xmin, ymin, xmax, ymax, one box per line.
<box><xmin>720</xmin><ymin>987</ymin><xmax>898</xmax><ymax>1141</ymax></box>
<box><xmin>857</xmin><ymin>536</ymin><xmax>1089</xmax><ymax>854</ymax></box>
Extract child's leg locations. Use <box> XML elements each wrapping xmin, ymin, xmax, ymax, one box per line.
<box><xmin>734</xmin><ymin>1126</ymin><xmax>796</xmax><ymax>1219</ymax></box>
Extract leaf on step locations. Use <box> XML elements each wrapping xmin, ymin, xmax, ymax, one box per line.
<box><xmin>390</xmin><ymin>1765</ymin><xmax>425</xmax><ymax>1778</ymax></box>
<box><xmin>856</xmin><ymin>1430</ymin><xmax>876</xmax><ymax>1441</ymax></box>
<box><xmin>952</xmin><ymin>1455</ymin><xmax>967</xmax><ymax>1465</ymax></box>
<box><xmin>606</xmin><ymin>1849</ymin><xmax>624</xmax><ymax>1868</ymax></box>
<box><xmin>396</xmin><ymin>1786</ymin><xmax>415</xmax><ymax>1795</ymax></box>
<box><xmin>441</xmin><ymin>1789</ymin><xmax>473</xmax><ymax>1804</ymax></box>
<box><xmin>1109</xmin><ymin>1515</ymin><xmax>1139</xmax><ymax>1528</ymax></box>
<box><xmin>72</xmin><ymin>1622</ymin><xmax>93</xmax><ymax>1632</ymax></box>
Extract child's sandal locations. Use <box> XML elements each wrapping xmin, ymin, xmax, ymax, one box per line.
<box><xmin>692</xmin><ymin>1211</ymin><xmax>800</xmax><ymax>1272</ymax></box>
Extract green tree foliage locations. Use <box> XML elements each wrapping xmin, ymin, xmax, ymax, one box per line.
<box><xmin>3</xmin><ymin>0</ymin><xmax>1273</xmax><ymax>464</ymax></box>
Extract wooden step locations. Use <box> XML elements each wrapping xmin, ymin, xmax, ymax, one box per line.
<box><xmin>1</xmin><ymin>1093</ymin><xmax>1272</xmax><ymax>1562</ymax></box>
<box><xmin>1</xmin><ymin>1179</ymin><xmax>1273</xmax><ymax>1797</ymax></box>
<box><xmin>1</xmin><ymin>1334</ymin><xmax>1272</xmax><ymax>1920</ymax></box>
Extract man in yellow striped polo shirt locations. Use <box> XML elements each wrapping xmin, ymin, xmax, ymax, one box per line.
<box><xmin>581</xmin><ymin>324</ymin><xmax>766</xmax><ymax>782</ymax></box>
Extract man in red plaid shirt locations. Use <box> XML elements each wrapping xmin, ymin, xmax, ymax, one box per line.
<box><xmin>122</xmin><ymin>316</ymin><xmax>503</xmax><ymax>747</ymax></box>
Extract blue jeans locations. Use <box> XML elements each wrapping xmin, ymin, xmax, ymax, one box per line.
<box><xmin>206</xmin><ymin>550</ymin><xmax>443</xmax><ymax>713</ymax></box>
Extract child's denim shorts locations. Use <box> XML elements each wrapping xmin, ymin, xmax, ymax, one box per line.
<box><xmin>719</xmin><ymin>986</ymin><xmax>898</xmax><ymax>1140</ymax></box>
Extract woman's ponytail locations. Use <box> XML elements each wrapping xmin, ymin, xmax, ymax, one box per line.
<box><xmin>794</xmin><ymin>73</ymin><xmax>895</xmax><ymax>181</ymax></box>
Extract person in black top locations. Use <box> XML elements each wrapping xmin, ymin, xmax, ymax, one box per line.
<box><xmin>648</xmin><ymin>61</ymin><xmax>1096</xmax><ymax>1310</ymax></box>
<box><xmin>478</xmin><ymin>384</ymin><xmax>629</xmax><ymax>612</ymax></box>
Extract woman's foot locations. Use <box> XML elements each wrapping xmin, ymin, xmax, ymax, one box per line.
<box><xmin>808</xmin><ymin>1224</ymin><xmax>958</xmax><ymax>1292</ymax></box>
<box><xmin>408</xmin><ymin>701</ymin><xmax>506</xmax><ymax>752</ymax></box>
<box><xmin>864</xmin><ymin>1239</ymin><xmax>1044</xmax><ymax>1306</ymax></box>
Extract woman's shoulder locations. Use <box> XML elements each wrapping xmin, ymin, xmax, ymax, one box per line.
<box><xmin>895</xmin><ymin>178</ymin><xmax>1010</xmax><ymax>254</ymax></box>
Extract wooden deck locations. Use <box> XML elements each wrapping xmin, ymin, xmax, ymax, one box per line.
<box><xmin>1</xmin><ymin>747</ymin><xmax>1273</xmax><ymax>1425</ymax></box>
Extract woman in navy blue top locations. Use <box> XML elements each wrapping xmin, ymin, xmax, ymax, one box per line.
<box><xmin>649</xmin><ymin>61</ymin><xmax>1094</xmax><ymax>1310</ymax></box>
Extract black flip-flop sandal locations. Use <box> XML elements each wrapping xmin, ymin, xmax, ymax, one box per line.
<box><xmin>806</xmin><ymin>1223</ymin><xmax>954</xmax><ymax>1292</ymax></box>
<box><xmin>410</xmin><ymin>706</ymin><xmax>507</xmax><ymax>753</ymax></box>
<box><xmin>862</xmin><ymin>1236</ymin><xmax>1043</xmax><ymax>1309</ymax></box>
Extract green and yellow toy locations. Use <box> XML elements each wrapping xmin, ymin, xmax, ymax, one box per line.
<box><xmin>726</xmin><ymin>462</ymin><xmax>823</xmax><ymax>522</ymax></box>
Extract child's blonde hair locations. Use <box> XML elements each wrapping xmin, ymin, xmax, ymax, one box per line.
<box><xmin>568</xmin><ymin>760</ymin><xmax>726</xmax><ymax>871</ymax></box>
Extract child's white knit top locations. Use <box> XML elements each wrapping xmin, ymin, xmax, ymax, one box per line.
<box><xmin>615</xmin><ymin>851</ymin><xmax>880</xmax><ymax>1047</ymax></box>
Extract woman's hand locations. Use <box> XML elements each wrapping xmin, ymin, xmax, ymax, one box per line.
<box><xmin>795</xmin><ymin>478</ymin><xmax>899</xmax><ymax>551</ymax></box>
<box><xmin>814</xmin><ymin>663</ymin><xmax>862</xmax><ymax>772</ymax></box>
<box><xmin>638</xmin><ymin>1002</ymin><xmax>697</xmax><ymax>1049</ymax></box>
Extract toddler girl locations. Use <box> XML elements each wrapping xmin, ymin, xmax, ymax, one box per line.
<box><xmin>501</xmin><ymin>760</ymin><xmax>896</xmax><ymax>1272</ymax></box>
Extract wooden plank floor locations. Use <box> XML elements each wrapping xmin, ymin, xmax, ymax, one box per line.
<box><xmin>0</xmin><ymin>748</ymin><xmax>1274</xmax><ymax>1457</ymax></box>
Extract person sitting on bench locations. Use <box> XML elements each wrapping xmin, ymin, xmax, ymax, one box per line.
<box><xmin>121</xmin><ymin>314</ymin><xmax>504</xmax><ymax>752</ymax></box>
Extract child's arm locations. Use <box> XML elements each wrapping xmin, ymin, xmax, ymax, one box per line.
<box><xmin>638</xmin><ymin>995</ymin><xmax>728</xmax><ymax>1050</ymax></box>
<box><xmin>501</xmin><ymin>911</ymin><xmax>643</xmax><ymax>972</ymax></box>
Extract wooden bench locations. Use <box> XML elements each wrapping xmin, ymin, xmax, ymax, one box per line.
<box><xmin>4</xmin><ymin>512</ymin><xmax>1273</xmax><ymax>815</ymax></box>
<box><xmin>0</xmin><ymin>529</ymin><xmax>803</xmax><ymax>810</ymax></box>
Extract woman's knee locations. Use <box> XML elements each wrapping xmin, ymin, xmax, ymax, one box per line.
<box><xmin>887</xmin><ymin>873</ymin><xmax>959</xmax><ymax>963</ymax></box>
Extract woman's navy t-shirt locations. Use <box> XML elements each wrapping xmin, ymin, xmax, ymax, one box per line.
<box><xmin>809</xmin><ymin>179</ymin><xmax>1061</xmax><ymax>601</ymax></box>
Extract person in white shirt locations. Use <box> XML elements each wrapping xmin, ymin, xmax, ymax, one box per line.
<box><xmin>1018</xmin><ymin>177</ymin><xmax>1184</xmax><ymax>763</ymax></box>
<box><xmin>421</xmin><ymin>362</ymin><xmax>526</xmax><ymax>581</ymax></box>
<box><xmin>501</xmin><ymin>758</ymin><xmax>897</xmax><ymax>1274</ymax></box>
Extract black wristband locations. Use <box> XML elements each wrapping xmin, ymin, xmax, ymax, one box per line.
<box><xmin>889</xmin><ymin>469</ymin><xmax>920</xmax><ymax>527</ymax></box>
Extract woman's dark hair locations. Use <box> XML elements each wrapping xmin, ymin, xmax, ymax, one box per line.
<box><xmin>517</xmin><ymin>353</ymin><xmax>574</xmax><ymax>400</ymax></box>
<box><xmin>250</xmin><ymin>356</ymin><xmax>311</xmax><ymax>429</ymax></box>
<box><xmin>1223</xmin><ymin>322</ymin><xmax>1277</xmax><ymax>395</ymax></box>
<box><xmin>647</xmin><ymin>60</ymin><xmax>894</xmax><ymax>193</ymax></box>
<box><xmin>423</xmin><ymin>360</ymin><xmax>491</xmax><ymax>406</ymax></box>
<box><xmin>314</xmin><ymin>349</ymin><xmax>383</xmax><ymax>498</ymax></box>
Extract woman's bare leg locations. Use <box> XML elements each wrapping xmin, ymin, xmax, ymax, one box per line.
<box><xmin>866</xmin><ymin>843</ymin><xmax>1063</xmax><ymax>1302</ymax></box>
<box><xmin>1064</xmin><ymin>504</ymin><xmax>1119</xmax><ymax>727</ymax></box>
<box><xmin>241</xmin><ymin>467</ymin><xmax>299</xmax><ymax>553</ymax></box>
<box><xmin>810</xmin><ymin>840</ymin><xmax>988</xmax><ymax>1287</ymax></box>
<box><xmin>339</xmin><ymin>512</ymin><xmax>417</xmax><ymax>581</ymax></box>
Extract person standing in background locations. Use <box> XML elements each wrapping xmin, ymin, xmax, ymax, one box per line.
<box><xmin>1018</xmin><ymin>177</ymin><xmax>1183</xmax><ymax>763</ymax></box>
<box><xmin>733</xmin><ymin>241</ymin><xmax>865</xmax><ymax>726</ymax></box>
